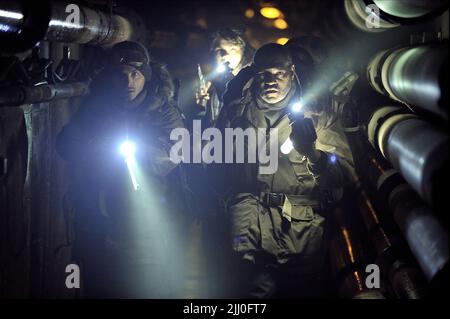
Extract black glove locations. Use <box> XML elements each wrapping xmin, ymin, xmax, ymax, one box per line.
<box><xmin>290</xmin><ymin>117</ymin><xmax>317</xmax><ymax>156</ymax></box>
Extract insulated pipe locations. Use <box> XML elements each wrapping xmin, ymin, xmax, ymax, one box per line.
<box><xmin>0</xmin><ymin>82</ymin><xmax>89</xmax><ymax>107</ymax></box>
<box><xmin>367</xmin><ymin>45</ymin><xmax>448</xmax><ymax>120</ymax></box>
<box><xmin>372</xmin><ymin>0</ymin><xmax>449</xmax><ymax>19</ymax></box>
<box><xmin>323</xmin><ymin>0</ymin><xmax>448</xmax><ymax>38</ymax></box>
<box><xmin>45</xmin><ymin>1</ymin><xmax>133</xmax><ymax>46</ymax></box>
<box><xmin>389</xmin><ymin>184</ymin><xmax>449</xmax><ymax>282</ymax></box>
<box><xmin>367</xmin><ymin>106</ymin><xmax>448</xmax><ymax>206</ymax></box>
<box><xmin>345</xmin><ymin>0</ymin><xmax>448</xmax><ymax>33</ymax></box>
<box><xmin>344</xmin><ymin>0</ymin><xmax>400</xmax><ymax>33</ymax></box>
<box><xmin>355</xmin><ymin>176</ymin><xmax>427</xmax><ymax>298</ymax></box>
<box><xmin>384</xmin><ymin>117</ymin><xmax>448</xmax><ymax>205</ymax></box>
<box><xmin>0</xmin><ymin>0</ymin><xmax>136</xmax><ymax>53</ymax></box>
<box><xmin>365</xmin><ymin>155</ymin><xmax>448</xmax><ymax>284</ymax></box>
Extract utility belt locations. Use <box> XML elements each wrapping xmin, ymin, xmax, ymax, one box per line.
<box><xmin>260</xmin><ymin>192</ymin><xmax>320</xmax><ymax>208</ymax></box>
<box><xmin>259</xmin><ymin>191</ymin><xmax>335</xmax><ymax>222</ymax></box>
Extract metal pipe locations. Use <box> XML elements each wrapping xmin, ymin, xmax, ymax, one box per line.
<box><xmin>388</xmin><ymin>184</ymin><xmax>449</xmax><ymax>281</ymax></box>
<box><xmin>367</xmin><ymin>45</ymin><xmax>448</xmax><ymax>120</ymax></box>
<box><xmin>344</xmin><ymin>0</ymin><xmax>448</xmax><ymax>33</ymax></box>
<box><xmin>385</xmin><ymin>117</ymin><xmax>448</xmax><ymax>205</ymax></box>
<box><xmin>355</xmin><ymin>176</ymin><xmax>427</xmax><ymax>298</ymax></box>
<box><xmin>365</xmin><ymin>155</ymin><xmax>448</xmax><ymax>285</ymax></box>
<box><xmin>367</xmin><ymin>106</ymin><xmax>448</xmax><ymax>206</ymax></box>
<box><xmin>344</xmin><ymin>0</ymin><xmax>400</xmax><ymax>33</ymax></box>
<box><xmin>373</xmin><ymin>0</ymin><xmax>448</xmax><ymax>19</ymax></box>
<box><xmin>0</xmin><ymin>0</ymin><xmax>24</xmax><ymax>35</ymax></box>
<box><xmin>46</xmin><ymin>2</ymin><xmax>133</xmax><ymax>46</ymax></box>
<box><xmin>0</xmin><ymin>0</ymin><xmax>136</xmax><ymax>53</ymax></box>
<box><xmin>0</xmin><ymin>82</ymin><xmax>89</xmax><ymax>107</ymax></box>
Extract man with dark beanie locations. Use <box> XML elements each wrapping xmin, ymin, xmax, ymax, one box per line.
<box><xmin>56</xmin><ymin>41</ymin><xmax>186</xmax><ymax>298</ymax></box>
<box><xmin>217</xmin><ymin>43</ymin><xmax>355</xmax><ymax>298</ymax></box>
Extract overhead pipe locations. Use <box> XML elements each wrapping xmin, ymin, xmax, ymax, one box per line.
<box><xmin>345</xmin><ymin>0</ymin><xmax>448</xmax><ymax>33</ymax></box>
<box><xmin>372</xmin><ymin>0</ymin><xmax>449</xmax><ymax>20</ymax></box>
<box><xmin>321</xmin><ymin>0</ymin><xmax>448</xmax><ymax>42</ymax></box>
<box><xmin>0</xmin><ymin>82</ymin><xmax>89</xmax><ymax>107</ymax></box>
<box><xmin>0</xmin><ymin>0</ymin><xmax>137</xmax><ymax>53</ymax></box>
<box><xmin>45</xmin><ymin>1</ymin><xmax>134</xmax><ymax>46</ymax></box>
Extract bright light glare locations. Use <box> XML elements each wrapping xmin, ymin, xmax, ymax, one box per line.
<box><xmin>120</xmin><ymin>141</ymin><xmax>136</xmax><ymax>158</ymax></box>
<box><xmin>280</xmin><ymin>137</ymin><xmax>294</xmax><ymax>155</ymax></box>
<box><xmin>216</xmin><ymin>64</ymin><xmax>226</xmax><ymax>73</ymax></box>
<box><xmin>330</xmin><ymin>154</ymin><xmax>337</xmax><ymax>164</ymax></box>
<box><xmin>0</xmin><ymin>9</ymin><xmax>24</xmax><ymax>20</ymax></box>
<box><xmin>291</xmin><ymin>101</ymin><xmax>303</xmax><ymax>113</ymax></box>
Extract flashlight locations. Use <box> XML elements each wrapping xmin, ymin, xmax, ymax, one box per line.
<box><xmin>120</xmin><ymin>141</ymin><xmax>136</xmax><ymax>158</ymax></box>
<box><xmin>216</xmin><ymin>62</ymin><xmax>231</xmax><ymax>74</ymax></box>
<box><xmin>216</xmin><ymin>64</ymin><xmax>226</xmax><ymax>73</ymax></box>
<box><xmin>291</xmin><ymin>100</ymin><xmax>303</xmax><ymax>113</ymax></box>
<box><xmin>119</xmin><ymin>140</ymin><xmax>139</xmax><ymax>191</ymax></box>
<box><xmin>280</xmin><ymin>99</ymin><xmax>305</xmax><ymax>155</ymax></box>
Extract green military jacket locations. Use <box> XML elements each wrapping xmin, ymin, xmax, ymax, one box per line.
<box><xmin>217</xmin><ymin>79</ymin><xmax>355</xmax><ymax>272</ymax></box>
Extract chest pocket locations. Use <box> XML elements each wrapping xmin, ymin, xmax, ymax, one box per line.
<box><xmin>287</xmin><ymin>151</ymin><xmax>311</xmax><ymax>181</ymax></box>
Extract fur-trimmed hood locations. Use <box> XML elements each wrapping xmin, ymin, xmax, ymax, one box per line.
<box><xmin>143</xmin><ymin>61</ymin><xmax>176</xmax><ymax>112</ymax></box>
<box><xmin>86</xmin><ymin>60</ymin><xmax>176</xmax><ymax>114</ymax></box>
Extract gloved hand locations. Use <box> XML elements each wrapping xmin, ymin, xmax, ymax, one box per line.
<box><xmin>290</xmin><ymin>117</ymin><xmax>320</xmax><ymax>161</ymax></box>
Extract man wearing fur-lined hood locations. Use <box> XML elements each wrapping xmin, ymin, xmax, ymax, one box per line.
<box><xmin>57</xmin><ymin>41</ymin><xmax>186</xmax><ymax>298</ymax></box>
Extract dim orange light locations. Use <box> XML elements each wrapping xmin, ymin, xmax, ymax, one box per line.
<box><xmin>274</xmin><ymin>18</ymin><xmax>288</xmax><ymax>29</ymax></box>
<box><xmin>260</xmin><ymin>7</ymin><xmax>282</xmax><ymax>19</ymax></box>
<box><xmin>245</xmin><ymin>8</ymin><xmax>255</xmax><ymax>18</ymax></box>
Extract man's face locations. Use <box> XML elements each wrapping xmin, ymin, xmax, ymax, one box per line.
<box><xmin>213</xmin><ymin>39</ymin><xmax>244</xmax><ymax>72</ymax></box>
<box><xmin>256</xmin><ymin>66</ymin><xmax>294</xmax><ymax>104</ymax></box>
<box><xmin>112</xmin><ymin>65</ymin><xmax>146</xmax><ymax>102</ymax></box>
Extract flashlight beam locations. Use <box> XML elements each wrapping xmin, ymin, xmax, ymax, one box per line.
<box><xmin>125</xmin><ymin>157</ymin><xmax>139</xmax><ymax>191</ymax></box>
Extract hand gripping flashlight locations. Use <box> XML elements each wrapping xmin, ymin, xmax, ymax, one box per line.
<box><xmin>280</xmin><ymin>71</ymin><xmax>305</xmax><ymax>155</ymax></box>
